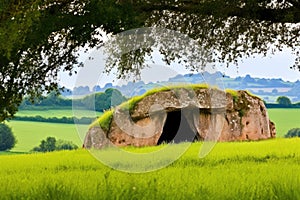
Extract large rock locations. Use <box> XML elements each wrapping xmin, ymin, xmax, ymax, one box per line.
<box><xmin>84</xmin><ymin>88</ymin><xmax>276</xmax><ymax>148</ymax></box>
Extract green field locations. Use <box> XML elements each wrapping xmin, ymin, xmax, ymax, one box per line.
<box><xmin>5</xmin><ymin>108</ymin><xmax>299</xmax><ymax>152</ymax></box>
<box><xmin>7</xmin><ymin>121</ymin><xmax>87</xmax><ymax>152</ymax></box>
<box><xmin>0</xmin><ymin>139</ymin><xmax>300</xmax><ymax>199</ymax></box>
<box><xmin>0</xmin><ymin>108</ymin><xmax>299</xmax><ymax>199</ymax></box>
<box><xmin>267</xmin><ymin>108</ymin><xmax>300</xmax><ymax>137</ymax></box>
<box><xmin>16</xmin><ymin>109</ymin><xmax>102</xmax><ymax>118</ymax></box>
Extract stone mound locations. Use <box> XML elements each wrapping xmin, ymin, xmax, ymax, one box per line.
<box><xmin>84</xmin><ymin>87</ymin><xmax>276</xmax><ymax>148</ymax></box>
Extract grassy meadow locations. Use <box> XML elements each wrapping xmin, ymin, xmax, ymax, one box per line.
<box><xmin>0</xmin><ymin>107</ymin><xmax>299</xmax><ymax>199</ymax></box>
<box><xmin>7</xmin><ymin>121</ymin><xmax>87</xmax><ymax>152</ymax></box>
<box><xmin>267</xmin><ymin>108</ymin><xmax>300</xmax><ymax>137</ymax></box>
<box><xmin>0</xmin><ymin>139</ymin><xmax>300</xmax><ymax>199</ymax></box>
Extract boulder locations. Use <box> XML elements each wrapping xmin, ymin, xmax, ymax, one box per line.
<box><xmin>84</xmin><ymin>87</ymin><xmax>276</xmax><ymax>148</ymax></box>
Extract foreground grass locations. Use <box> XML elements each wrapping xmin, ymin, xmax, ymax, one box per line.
<box><xmin>0</xmin><ymin>138</ymin><xmax>300</xmax><ymax>199</ymax></box>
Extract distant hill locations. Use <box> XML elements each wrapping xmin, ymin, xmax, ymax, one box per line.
<box><xmin>64</xmin><ymin>72</ymin><xmax>300</xmax><ymax>103</ymax></box>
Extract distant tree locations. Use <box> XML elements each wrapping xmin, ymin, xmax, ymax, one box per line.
<box><xmin>0</xmin><ymin>124</ymin><xmax>16</xmax><ymax>151</ymax></box>
<box><xmin>32</xmin><ymin>137</ymin><xmax>56</xmax><ymax>152</ymax></box>
<box><xmin>104</xmin><ymin>88</ymin><xmax>127</xmax><ymax>108</ymax></box>
<box><xmin>285</xmin><ymin>128</ymin><xmax>300</xmax><ymax>138</ymax></box>
<box><xmin>41</xmin><ymin>137</ymin><xmax>56</xmax><ymax>152</ymax></box>
<box><xmin>19</xmin><ymin>92</ymin><xmax>72</xmax><ymax>108</ymax></box>
<box><xmin>32</xmin><ymin>137</ymin><xmax>78</xmax><ymax>152</ymax></box>
<box><xmin>81</xmin><ymin>88</ymin><xmax>126</xmax><ymax>112</ymax></box>
<box><xmin>276</xmin><ymin>96</ymin><xmax>292</xmax><ymax>106</ymax></box>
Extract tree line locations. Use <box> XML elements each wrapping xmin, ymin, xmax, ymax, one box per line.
<box><xmin>19</xmin><ymin>88</ymin><xmax>127</xmax><ymax>112</ymax></box>
<box><xmin>266</xmin><ymin>96</ymin><xmax>300</xmax><ymax>108</ymax></box>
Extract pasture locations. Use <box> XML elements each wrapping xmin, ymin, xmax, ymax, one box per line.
<box><xmin>7</xmin><ymin>121</ymin><xmax>87</xmax><ymax>152</ymax></box>
<box><xmin>0</xmin><ymin>139</ymin><xmax>300</xmax><ymax>199</ymax></box>
<box><xmin>267</xmin><ymin>108</ymin><xmax>300</xmax><ymax>137</ymax></box>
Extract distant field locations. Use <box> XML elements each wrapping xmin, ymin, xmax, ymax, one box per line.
<box><xmin>0</xmin><ymin>139</ymin><xmax>300</xmax><ymax>199</ymax></box>
<box><xmin>267</xmin><ymin>108</ymin><xmax>300</xmax><ymax>137</ymax></box>
<box><xmin>6</xmin><ymin>108</ymin><xmax>299</xmax><ymax>152</ymax></box>
<box><xmin>16</xmin><ymin>109</ymin><xmax>102</xmax><ymax>118</ymax></box>
<box><xmin>7</xmin><ymin>121</ymin><xmax>88</xmax><ymax>152</ymax></box>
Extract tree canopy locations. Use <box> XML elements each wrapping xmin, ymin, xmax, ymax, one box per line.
<box><xmin>0</xmin><ymin>0</ymin><xmax>299</xmax><ymax>120</ymax></box>
<box><xmin>276</xmin><ymin>96</ymin><xmax>292</xmax><ymax>106</ymax></box>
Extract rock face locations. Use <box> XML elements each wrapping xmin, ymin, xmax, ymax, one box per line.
<box><xmin>84</xmin><ymin>88</ymin><xmax>276</xmax><ymax>148</ymax></box>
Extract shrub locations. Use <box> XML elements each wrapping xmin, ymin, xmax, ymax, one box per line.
<box><xmin>31</xmin><ymin>137</ymin><xmax>78</xmax><ymax>152</ymax></box>
<box><xmin>56</xmin><ymin>139</ymin><xmax>78</xmax><ymax>150</ymax></box>
<box><xmin>285</xmin><ymin>128</ymin><xmax>300</xmax><ymax>138</ymax></box>
<box><xmin>0</xmin><ymin>123</ymin><xmax>16</xmax><ymax>151</ymax></box>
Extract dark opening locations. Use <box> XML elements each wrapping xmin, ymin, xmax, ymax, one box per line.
<box><xmin>157</xmin><ymin>110</ymin><xmax>198</xmax><ymax>145</ymax></box>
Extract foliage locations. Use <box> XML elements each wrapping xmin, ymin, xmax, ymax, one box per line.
<box><xmin>16</xmin><ymin>109</ymin><xmax>102</xmax><ymax>118</ymax></box>
<box><xmin>13</xmin><ymin>115</ymin><xmax>95</xmax><ymax>125</ymax></box>
<box><xmin>276</xmin><ymin>96</ymin><xmax>292</xmax><ymax>106</ymax></box>
<box><xmin>79</xmin><ymin>88</ymin><xmax>127</xmax><ymax>112</ymax></box>
<box><xmin>32</xmin><ymin>137</ymin><xmax>78</xmax><ymax>152</ymax></box>
<box><xmin>55</xmin><ymin>139</ymin><xmax>79</xmax><ymax>151</ymax></box>
<box><xmin>1</xmin><ymin>139</ymin><xmax>300</xmax><ymax>199</ymax></box>
<box><xmin>19</xmin><ymin>91</ymin><xmax>72</xmax><ymax>109</ymax></box>
<box><xmin>20</xmin><ymin>88</ymin><xmax>126</xmax><ymax>113</ymax></box>
<box><xmin>266</xmin><ymin>103</ymin><xmax>300</xmax><ymax>108</ymax></box>
<box><xmin>285</xmin><ymin>128</ymin><xmax>300</xmax><ymax>138</ymax></box>
<box><xmin>0</xmin><ymin>0</ymin><xmax>299</xmax><ymax>121</ymax></box>
<box><xmin>0</xmin><ymin>123</ymin><xmax>16</xmax><ymax>151</ymax></box>
<box><xmin>32</xmin><ymin>137</ymin><xmax>56</xmax><ymax>152</ymax></box>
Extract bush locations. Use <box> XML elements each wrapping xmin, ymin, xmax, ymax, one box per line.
<box><xmin>31</xmin><ymin>137</ymin><xmax>78</xmax><ymax>152</ymax></box>
<box><xmin>285</xmin><ymin>128</ymin><xmax>300</xmax><ymax>138</ymax></box>
<box><xmin>0</xmin><ymin>123</ymin><xmax>16</xmax><ymax>151</ymax></box>
<box><xmin>56</xmin><ymin>139</ymin><xmax>79</xmax><ymax>150</ymax></box>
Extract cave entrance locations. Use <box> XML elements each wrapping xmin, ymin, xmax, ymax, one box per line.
<box><xmin>157</xmin><ymin>110</ymin><xmax>198</xmax><ymax>145</ymax></box>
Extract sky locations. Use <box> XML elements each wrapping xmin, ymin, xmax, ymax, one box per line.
<box><xmin>58</xmin><ymin>47</ymin><xmax>300</xmax><ymax>89</ymax></box>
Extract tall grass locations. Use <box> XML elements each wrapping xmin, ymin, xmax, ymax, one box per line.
<box><xmin>0</xmin><ymin>138</ymin><xmax>300</xmax><ymax>199</ymax></box>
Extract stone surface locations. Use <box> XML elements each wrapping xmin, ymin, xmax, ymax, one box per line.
<box><xmin>84</xmin><ymin>88</ymin><xmax>276</xmax><ymax>148</ymax></box>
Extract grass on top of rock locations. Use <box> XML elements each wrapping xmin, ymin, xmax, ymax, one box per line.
<box><xmin>90</xmin><ymin>109</ymin><xmax>114</xmax><ymax>132</ymax></box>
<box><xmin>119</xmin><ymin>83</ymin><xmax>210</xmax><ymax>112</ymax></box>
<box><xmin>225</xmin><ymin>89</ymin><xmax>261</xmax><ymax>103</ymax></box>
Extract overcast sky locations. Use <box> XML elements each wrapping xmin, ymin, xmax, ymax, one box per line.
<box><xmin>59</xmin><ymin>48</ymin><xmax>300</xmax><ymax>89</ymax></box>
